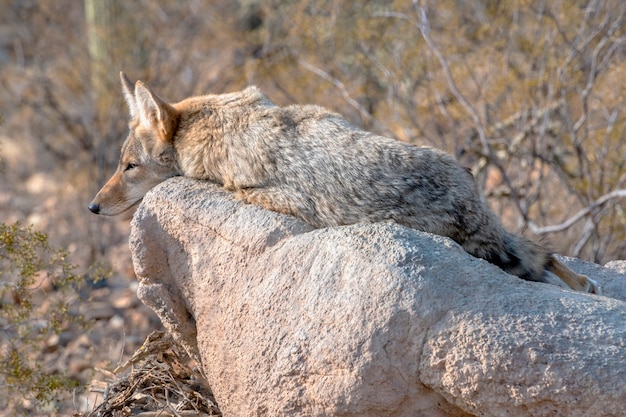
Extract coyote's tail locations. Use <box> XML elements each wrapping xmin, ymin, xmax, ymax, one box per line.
<box><xmin>469</xmin><ymin>228</ymin><xmax>599</xmax><ymax>293</ymax></box>
<box><xmin>480</xmin><ymin>231</ymin><xmax>551</xmax><ymax>283</ymax></box>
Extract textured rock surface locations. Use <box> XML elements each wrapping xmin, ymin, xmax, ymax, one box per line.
<box><xmin>130</xmin><ymin>177</ymin><xmax>626</xmax><ymax>417</ymax></box>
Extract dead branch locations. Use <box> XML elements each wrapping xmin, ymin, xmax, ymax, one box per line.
<box><xmin>529</xmin><ymin>189</ymin><xmax>626</xmax><ymax>234</ymax></box>
<box><xmin>87</xmin><ymin>331</ymin><xmax>221</xmax><ymax>417</ymax></box>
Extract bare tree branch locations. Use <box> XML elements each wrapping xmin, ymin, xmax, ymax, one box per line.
<box><xmin>412</xmin><ymin>0</ymin><xmax>490</xmax><ymax>155</ymax></box>
<box><xmin>529</xmin><ymin>189</ymin><xmax>626</xmax><ymax>234</ymax></box>
<box><xmin>297</xmin><ymin>58</ymin><xmax>395</xmax><ymax>137</ymax></box>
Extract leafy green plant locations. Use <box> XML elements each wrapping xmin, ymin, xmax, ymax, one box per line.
<box><xmin>0</xmin><ymin>222</ymin><xmax>88</xmax><ymax>413</ymax></box>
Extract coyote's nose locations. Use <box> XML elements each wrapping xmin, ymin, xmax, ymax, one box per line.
<box><xmin>88</xmin><ymin>202</ymin><xmax>100</xmax><ymax>214</ymax></box>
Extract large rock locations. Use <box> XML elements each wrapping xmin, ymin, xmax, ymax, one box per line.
<box><xmin>130</xmin><ymin>177</ymin><xmax>626</xmax><ymax>417</ymax></box>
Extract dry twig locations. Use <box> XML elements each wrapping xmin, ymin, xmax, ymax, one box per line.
<box><xmin>86</xmin><ymin>331</ymin><xmax>221</xmax><ymax>417</ymax></box>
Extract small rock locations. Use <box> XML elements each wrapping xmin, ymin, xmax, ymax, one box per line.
<box><xmin>83</xmin><ymin>302</ymin><xmax>115</xmax><ymax>321</ymax></box>
<box><xmin>110</xmin><ymin>289</ymin><xmax>138</xmax><ymax>309</ymax></box>
<box><xmin>109</xmin><ymin>314</ymin><xmax>125</xmax><ymax>329</ymax></box>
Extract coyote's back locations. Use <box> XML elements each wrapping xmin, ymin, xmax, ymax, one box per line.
<box><xmin>89</xmin><ymin>72</ymin><xmax>599</xmax><ymax>294</ymax></box>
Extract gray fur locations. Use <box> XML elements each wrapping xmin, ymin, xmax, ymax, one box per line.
<box><xmin>171</xmin><ymin>87</ymin><xmax>548</xmax><ymax>282</ymax></box>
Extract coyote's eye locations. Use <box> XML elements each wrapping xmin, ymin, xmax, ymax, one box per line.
<box><xmin>125</xmin><ymin>162</ymin><xmax>138</xmax><ymax>171</ymax></box>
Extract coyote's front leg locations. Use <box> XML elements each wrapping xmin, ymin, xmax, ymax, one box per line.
<box><xmin>235</xmin><ymin>187</ymin><xmax>319</xmax><ymax>226</ymax></box>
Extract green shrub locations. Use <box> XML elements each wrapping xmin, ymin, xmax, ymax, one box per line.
<box><xmin>0</xmin><ymin>222</ymin><xmax>88</xmax><ymax>413</ymax></box>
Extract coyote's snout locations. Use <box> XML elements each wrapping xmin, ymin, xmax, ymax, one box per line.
<box><xmin>89</xmin><ymin>72</ymin><xmax>599</xmax><ymax>294</ymax></box>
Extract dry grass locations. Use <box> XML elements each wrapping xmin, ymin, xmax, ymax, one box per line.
<box><xmin>83</xmin><ymin>331</ymin><xmax>221</xmax><ymax>417</ymax></box>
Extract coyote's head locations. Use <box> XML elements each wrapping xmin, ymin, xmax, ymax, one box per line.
<box><xmin>88</xmin><ymin>72</ymin><xmax>181</xmax><ymax>216</ymax></box>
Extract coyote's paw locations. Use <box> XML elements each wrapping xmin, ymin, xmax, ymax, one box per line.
<box><xmin>584</xmin><ymin>277</ymin><xmax>601</xmax><ymax>295</ymax></box>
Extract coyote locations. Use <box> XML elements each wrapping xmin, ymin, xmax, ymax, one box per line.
<box><xmin>89</xmin><ymin>72</ymin><xmax>599</xmax><ymax>293</ymax></box>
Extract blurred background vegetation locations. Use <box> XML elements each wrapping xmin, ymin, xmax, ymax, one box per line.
<box><xmin>0</xmin><ymin>0</ymin><xmax>625</xmax><ymax>414</ymax></box>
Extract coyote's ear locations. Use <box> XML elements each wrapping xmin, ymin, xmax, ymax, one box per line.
<box><xmin>120</xmin><ymin>72</ymin><xmax>138</xmax><ymax>119</ymax></box>
<box><xmin>134</xmin><ymin>81</ymin><xmax>178</xmax><ymax>142</ymax></box>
